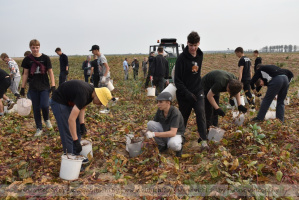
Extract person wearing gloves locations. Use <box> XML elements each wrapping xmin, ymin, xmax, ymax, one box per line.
<box><xmin>1</xmin><ymin>53</ymin><xmax>21</xmax><ymax>100</ymax></box>
<box><xmin>174</xmin><ymin>31</ymin><xmax>207</xmax><ymax>149</ymax></box>
<box><xmin>90</xmin><ymin>45</ymin><xmax>110</xmax><ymax>88</ymax></box>
<box><xmin>150</xmin><ymin>47</ymin><xmax>169</xmax><ymax>95</ymax></box>
<box><xmin>145</xmin><ymin>92</ymin><xmax>185</xmax><ymax>157</ymax></box>
<box><xmin>250</xmin><ymin>65</ymin><xmax>293</xmax><ymax>122</ymax></box>
<box><xmin>51</xmin><ymin>80</ymin><xmax>112</xmax><ymax>156</ymax></box>
<box><xmin>201</xmin><ymin>70</ymin><xmax>247</xmax><ymax>130</ymax></box>
<box><xmin>20</xmin><ymin>39</ymin><xmax>55</xmax><ymax>136</ymax></box>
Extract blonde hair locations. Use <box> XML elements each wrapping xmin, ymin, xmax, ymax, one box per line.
<box><xmin>29</xmin><ymin>39</ymin><xmax>40</xmax><ymax>47</ymax></box>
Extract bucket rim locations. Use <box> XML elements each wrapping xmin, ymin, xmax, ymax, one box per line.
<box><xmin>61</xmin><ymin>154</ymin><xmax>85</xmax><ymax>162</ymax></box>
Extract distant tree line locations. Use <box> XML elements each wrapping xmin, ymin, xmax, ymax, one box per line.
<box><xmin>260</xmin><ymin>45</ymin><xmax>298</xmax><ymax>53</ymax></box>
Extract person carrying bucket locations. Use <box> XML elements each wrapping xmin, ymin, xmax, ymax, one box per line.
<box><xmin>51</xmin><ymin>80</ymin><xmax>112</xmax><ymax>156</ymax></box>
<box><xmin>145</xmin><ymin>92</ymin><xmax>185</xmax><ymax>157</ymax></box>
<box><xmin>201</xmin><ymin>70</ymin><xmax>247</xmax><ymax>132</ymax></box>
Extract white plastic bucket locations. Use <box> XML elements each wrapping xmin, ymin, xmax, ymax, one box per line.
<box><xmin>232</xmin><ymin>111</ymin><xmax>245</xmax><ymax>126</ymax></box>
<box><xmin>128</xmin><ymin>141</ymin><xmax>143</xmax><ymax>157</ymax></box>
<box><xmin>284</xmin><ymin>97</ymin><xmax>290</xmax><ymax>105</ymax></box>
<box><xmin>147</xmin><ymin>87</ymin><xmax>156</xmax><ymax>97</ymax></box>
<box><xmin>59</xmin><ymin>154</ymin><xmax>84</xmax><ymax>180</ymax></box>
<box><xmin>265</xmin><ymin>111</ymin><xmax>276</xmax><ymax>120</ymax></box>
<box><xmin>269</xmin><ymin>100</ymin><xmax>277</xmax><ymax>110</ymax></box>
<box><xmin>17</xmin><ymin>98</ymin><xmax>32</xmax><ymax>116</ymax></box>
<box><xmin>208</xmin><ymin>127</ymin><xmax>225</xmax><ymax>142</ymax></box>
<box><xmin>162</xmin><ymin>83</ymin><xmax>177</xmax><ymax>100</ymax></box>
<box><xmin>80</xmin><ymin>140</ymin><xmax>93</xmax><ymax>158</ymax></box>
<box><xmin>107</xmin><ymin>81</ymin><xmax>114</xmax><ymax>91</ymax></box>
<box><xmin>233</xmin><ymin>96</ymin><xmax>245</xmax><ymax>106</ymax></box>
<box><xmin>110</xmin><ymin>79</ymin><xmax>113</xmax><ymax>85</ymax></box>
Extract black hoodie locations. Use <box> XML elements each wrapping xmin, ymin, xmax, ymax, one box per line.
<box><xmin>174</xmin><ymin>46</ymin><xmax>204</xmax><ymax>97</ymax></box>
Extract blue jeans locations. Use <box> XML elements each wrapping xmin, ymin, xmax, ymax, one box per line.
<box><xmin>50</xmin><ymin>100</ymin><xmax>81</xmax><ymax>154</ymax></box>
<box><xmin>29</xmin><ymin>90</ymin><xmax>50</xmax><ymax>129</ymax></box>
<box><xmin>257</xmin><ymin>75</ymin><xmax>289</xmax><ymax>122</ymax></box>
<box><xmin>84</xmin><ymin>74</ymin><xmax>90</xmax><ymax>83</ymax></box>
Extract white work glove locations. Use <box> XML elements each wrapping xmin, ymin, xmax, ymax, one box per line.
<box><xmin>101</xmin><ymin>76</ymin><xmax>107</xmax><ymax>83</ymax></box>
<box><xmin>145</xmin><ymin>131</ymin><xmax>155</xmax><ymax>139</ymax></box>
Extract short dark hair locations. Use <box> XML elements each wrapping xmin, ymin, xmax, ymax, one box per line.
<box><xmin>255</xmin><ymin>78</ymin><xmax>262</xmax><ymax>87</ymax></box>
<box><xmin>55</xmin><ymin>47</ymin><xmax>61</xmax><ymax>52</ymax></box>
<box><xmin>228</xmin><ymin>79</ymin><xmax>243</xmax><ymax>97</ymax></box>
<box><xmin>24</xmin><ymin>51</ymin><xmax>31</xmax><ymax>57</ymax></box>
<box><xmin>234</xmin><ymin>47</ymin><xmax>243</xmax><ymax>53</ymax></box>
<box><xmin>187</xmin><ymin>31</ymin><xmax>200</xmax><ymax>44</ymax></box>
<box><xmin>157</xmin><ymin>47</ymin><xmax>163</xmax><ymax>53</ymax></box>
<box><xmin>253</xmin><ymin>50</ymin><xmax>259</xmax><ymax>54</ymax></box>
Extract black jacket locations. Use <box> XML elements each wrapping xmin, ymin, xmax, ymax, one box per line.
<box><xmin>174</xmin><ymin>46</ymin><xmax>204</xmax><ymax>97</ymax></box>
<box><xmin>150</xmin><ymin>54</ymin><xmax>169</xmax><ymax>78</ymax></box>
<box><xmin>250</xmin><ymin>65</ymin><xmax>293</xmax><ymax>91</ymax></box>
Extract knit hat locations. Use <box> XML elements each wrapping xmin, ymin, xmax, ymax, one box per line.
<box><xmin>95</xmin><ymin>87</ymin><xmax>112</xmax><ymax>106</ymax></box>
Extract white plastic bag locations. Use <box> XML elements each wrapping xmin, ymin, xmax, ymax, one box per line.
<box><xmin>17</xmin><ymin>98</ymin><xmax>32</xmax><ymax>116</ymax></box>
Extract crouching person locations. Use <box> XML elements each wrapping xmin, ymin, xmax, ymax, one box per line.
<box><xmin>145</xmin><ymin>92</ymin><xmax>185</xmax><ymax>157</ymax></box>
<box><xmin>51</xmin><ymin>80</ymin><xmax>112</xmax><ymax>155</ymax></box>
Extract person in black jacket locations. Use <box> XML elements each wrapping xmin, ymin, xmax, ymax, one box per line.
<box><xmin>55</xmin><ymin>48</ymin><xmax>69</xmax><ymax>86</ymax></box>
<box><xmin>253</xmin><ymin>50</ymin><xmax>262</xmax><ymax>73</ymax></box>
<box><xmin>132</xmin><ymin>58</ymin><xmax>139</xmax><ymax>80</ymax></box>
<box><xmin>82</xmin><ymin>56</ymin><xmax>91</xmax><ymax>83</ymax></box>
<box><xmin>251</xmin><ymin>64</ymin><xmax>293</xmax><ymax>122</ymax></box>
<box><xmin>174</xmin><ymin>31</ymin><xmax>208</xmax><ymax>149</ymax></box>
<box><xmin>145</xmin><ymin>52</ymin><xmax>155</xmax><ymax>88</ymax></box>
<box><xmin>150</xmin><ymin>47</ymin><xmax>169</xmax><ymax>95</ymax></box>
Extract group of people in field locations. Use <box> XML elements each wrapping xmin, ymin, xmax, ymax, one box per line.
<box><xmin>0</xmin><ymin>31</ymin><xmax>294</xmax><ymax>161</ymax></box>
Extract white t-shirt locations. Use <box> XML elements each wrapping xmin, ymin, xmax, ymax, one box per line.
<box><xmin>97</xmin><ymin>54</ymin><xmax>110</xmax><ymax>78</ymax></box>
<box><xmin>8</xmin><ymin>58</ymin><xmax>21</xmax><ymax>77</ymax></box>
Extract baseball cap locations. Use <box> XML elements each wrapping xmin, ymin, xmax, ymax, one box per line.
<box><xmin>89</xmin><ymin>45</ymin><xmax>99</xmax><ymax>51</ymax></box>
<box><xmin>95</xmin><ymin>87</ymin><xmax>112</xmax><ymax>106</ymax></box>
<box><xmin>156</xmin><ymin>92</ymin><xmax>172</xmax><ymax>101</ymax></box>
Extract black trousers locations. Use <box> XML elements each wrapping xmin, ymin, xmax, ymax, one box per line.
<box><xmin>177</xmin><ymin>92</ymin><xmax>207</xmax><ymax>141</ymax></box>
<box><xmin>242</xmin><ymin>80</ymin><xmax>254</xmax><ymax>105</ymax></box>
<box><xmin>59</xmin><ymin>71</ymin><xmax>68</xmax><ymax>86</ymax></box>
<box><xmin>133</xmin><ymin>69</ymin><xmax>139</xmax><ymax>80</ymax></box>
<box><xmin>93</xmin><ymin>75</ymin><xmax>99</xmax><ymax>88</ymax></box>
<box><xmin>153</xmin><ymin>77</ymin><xmax>165</xmax><ymax>95</ymax></box>
<box><xmin>204</xmin><ymin>91</ymin><xmax>220</xmax><ymax>130</ymax></box>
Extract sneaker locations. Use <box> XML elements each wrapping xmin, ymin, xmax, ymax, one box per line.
<box><xmin>45</xmin><ymin>120</ymin><xmax>53</xmax><ymax>129</ymax></box>
<box><xmin>34</xmin><ymin>128</ymin><xmax>43</xmax><ymax>136</ymax></box>
<box><xmin>82</xmin><ymin>158</ymin><xmax>89</xmax><ymax>164</ymax></box>
<box><xmin>251</xmin><ymin>117</ymin><xmax>262</xmax><ymax>122</ymax></box>
<box><xmin>201</xmin><ymin>141</ymin><xmax>209</xmax><ymax>150</ymax></box>
<box><xmin>7</xmin><ymin>100</ymin><xmax>15</xmax><ymax>110</ymax></box>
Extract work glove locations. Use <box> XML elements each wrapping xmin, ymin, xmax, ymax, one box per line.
<box><xmin>145</xmin><ymin>131</ymin><xmax>155</xmax><ymax>139</ymax></box>
<box><xmin>229</xmin><ymin>99</ymin><xmax>235</xmax><ymax>106</ymax></box>
<box><xmin>20</xmin><ymin>88</ymin><xmax>25</xmax><ymax>96</ymax></box>
<box><xmin>65</xmin><ymin>71</ymin><xmax>69</xmax><ymax>75</ymax></box>
<box><xmin>215</xmin><ymin>108</ymin><xmax>225</xmax><ymax>117</ymax></box>
<box><xmin>101</xmin><ymin>76</ymin><xmax>107</xmax><ymax>83</ymax></box>
<box><xmin>73</xmin><ymin>139</ymin><xmax>82</xmax><ymax>154</ymax></box>
<box><xmin>238</xmin><ymin>105</ymin><xmax>247</xmax><ymax>113</ymax></box>
<box><xmin>50</xmin><ymin>86</ymin><xmax>56</xmax><ymax>93</ymax></box>
<box><xmin>186</xmin><ymin>92</ymin><xmax>197</xmax><ymax>102</ymax></box>
<box><xmin>80</xmin><ymin>123</ymin><xmax>87</xmax><ymax>136</ymax></box>
<box><xmin>256</xmin><ymin>92</ymin><xmax>262</xmax><ymax>97</ymax></box>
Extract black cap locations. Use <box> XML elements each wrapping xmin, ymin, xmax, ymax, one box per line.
<box><xmin>89</xmin><ymin>45</ymin><xmax>99</xmax><ymax>51</ymax></box>
<box><xmin>156</xmin><ymin>92</ymin><xmax>172</xmax><ymax>101</ymax></box>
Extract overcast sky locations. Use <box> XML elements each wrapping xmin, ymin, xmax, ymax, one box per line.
<box><xmin>1</xmin><ymin>0</ymin><xmax>298</xmax><ymax>57</ymax></box>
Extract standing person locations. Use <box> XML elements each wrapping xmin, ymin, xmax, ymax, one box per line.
<box><xmin>201</xmin><ymin>70</ymin><xmax>247</xmax><ymax>129</ymax></box>
<box><xmin>1</xmin><ymin>53</ymin><xmax>21</xmax><ymax>99</ymax></box>
<box><xmin>24</xmin><ymin>51</ymin><xmax>31</xmax><ymax>57</ymax></box>
<box><xmin>82</xmin><ymin>56</ymin><xmax>92</xmax><ymax>83</ymax></box>
<box><xmin>90</xmin><ymin>45</ymin><xmax>110</xmax><ymax>88</ymax></box>
<box><xmin>150</xmin><ymin>47</ymin><xmax>169</xmax><ymax>95</ymax></box>
<box><xmin>55</xmin><ymin>48</ymin><xmax>69</xmax><ymax>86</ymax></box>
<box><xmin>132</xmin><ymin>58</ymin><xmax>139</xmax><ymax>80</ymax></box>
<box><xmin>20</xmin><ymin>39</ymin><xmax>55</xmax><ymax>136</ymax></box>
<box><xmin>23</xmin><ymin>51</ymin><xmax>32</xmax><ymax>99</ymax></box>
<box><xmin>142</xmin><ymin>57</ymin><xmax>148</xmax><ymax>78</ymax></box>
<box><xmin>251</xmin><ymin>65</ymin><xmax>293</xmax><ymax>122</ymax></box>
<box><xmin>0</xmin><ymin>68</ymin><xmax>12</xmax><ymax>116</ymax></box>
<box><xmin>145</xmin><ymin>52</ymin><xmax>155</xmax><ymax>88</ymax></box>
<box><xmin>174</xmin><ymin>31</ymin><xmax>207</xmax><ymax>148</ymax></box>
<box><xmin>253</xmin><ymin>50</ymin><xmax>262</xmax><ymax>73</ymax></box>
<box><xmin>145</xmin><ymin>92</ymin><xmax>185</xmax><ymax>157</ymax></box>
<box><xmin>235</xmin><ymin>47</ymin><xmax>255</xmax><ymax>108</ymax></box>
<box><xmin>51</xmin><ymin>80</ymin><xmax>112</xmax><ymax>155</ymax></box>
<box><xmin>123</xmin><ymin>58</ymin><xmax>129</xmax><ymax>80</ymax></box>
